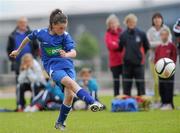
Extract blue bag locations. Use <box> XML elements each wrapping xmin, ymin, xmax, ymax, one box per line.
<box><xmin>111</xmin><ymin>98</ymin><xmax>138</xmax><ymax>112</ymax></box>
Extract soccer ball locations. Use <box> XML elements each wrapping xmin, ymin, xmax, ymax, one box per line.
<box><xmin>155</xmin><ymin>58</ymin><xmax>176</xmax><ymax>79</ymax></box>
<box><xmin>73</xmin><ymin>100</ymin><xmax>87</xmax><ymax>110</ymax></box>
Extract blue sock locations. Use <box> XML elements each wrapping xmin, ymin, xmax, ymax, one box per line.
<box><xmin>57</xmin><ymin>104</ymin><xmax>71</xmax><ymax>124</ymax></box>
<box><xmin>76</xmin><ymin>89</ymin><xmax>95</xmax><ymax>105</ymax></box>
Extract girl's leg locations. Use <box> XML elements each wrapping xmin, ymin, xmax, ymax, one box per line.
<box><xmin>55</xmin><ymin>88</ymin><xmax>74</xmax><ymax>129</ymax></box>
<box><xmin>61</xmin><ymin>76</ymin><xmax>96</xmax><ymax>105</ymax></box>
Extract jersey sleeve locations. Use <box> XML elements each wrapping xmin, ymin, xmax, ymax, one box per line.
<box><xmin>63</xmin><ymin>33</ymin><xmax>76</xmax><ymax>51</ymax></box>
<box><xmin>27</xmin><ymin>29</ymin><xmax>41</xmax><ymax>41</ymax></box>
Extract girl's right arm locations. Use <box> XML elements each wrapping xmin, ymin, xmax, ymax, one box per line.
<box><xmin>9</xmin><ymin>37</ymin><xmax>31</xmax><ymax>58</ymax></box>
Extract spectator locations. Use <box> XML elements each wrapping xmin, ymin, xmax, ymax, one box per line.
<box><xmin>6</xmin><ymin>17</ymin><xmax>39</xmax><ymax>111</ymax></box>
<box><xmin>24</xmin><ymin>79</ymin><xmax>64</xmax><ymax>112</ymax></box>
<box><xmin>147</xmin><ymin>13</ymin><xmax>172</xmax><ymax>103</ymax></box>
<box><xmin>78</xmin><ymin>68</ymin><xmax>99</xmax><ymax>101</ymax></box>
<box><xmin>154</xmin><ymin>28</ymin><xmax>177</xmax><ymax>110</ymax></box>
<box><xmin>73</xmin><ymin>68</ymin><xmax>106</xmax><ymax>110</ymax></box>
<box><xmin>119</xmin><ymin>14</ymin><xmax>149</xmax><ymax>96</ymax></box>
<box><xmin>173</xmin><ymin>18</ymin><xmax>180</xmax><ymax>44</ymax></box>
<box><xmin>173</xmin><ymin>18</ymin><xmax>180</xmax><ymax>62</ymax></box>
<box><xmin>104</xmin><ymin>14</ymin><xmax>124</xmax><ymax>96</ymax></box>
<box><xmin>16</xmin><ymin>53</ymin><xmax>46</xmax><ymax>111</ymax></box>
<box><xmin>7</xmin><ymin>17</ymin><xmax>39</xmax><ymax>80</ymax></box>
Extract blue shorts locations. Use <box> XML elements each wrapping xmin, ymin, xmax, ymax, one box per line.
<box><xmin>51</xmin><ymin>68</ymin><xmax>76</xmax><ymax>86</ymax></box>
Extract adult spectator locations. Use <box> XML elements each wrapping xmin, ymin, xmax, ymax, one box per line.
<box><xmin>173</xmin><ymin>18</ymin><xmax>180</xmax><ymax>63</ymax></box>
<box><xmin>147</xmin><ymin>13</ymin><xmax>172</xmax><ymax>103</ymax></box>
<box><xmin>119</xmin><ymin>14</ymin><xmax>149</xmax><ymax>96</ymax></box>
<box><xmin>173</xmin><ymin>18</ymin><xmax>180</xmax><ymax>45</ymax></box>
<box><xmin>104</xmin><ymin>14</ymin><xmax>124</xmax><ymax>96</ymax></box>
<box><xmin>16</xmin><ymin>54</ymin><xmax>46</xmax><ymax>111</ymax></box>
<box><xmin>7</xmin><ymin>17</ymin><xmax>39</xmax><ymax>80</ymax></box>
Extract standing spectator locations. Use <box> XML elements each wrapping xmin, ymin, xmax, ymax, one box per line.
<box><xmin>119</xmin><ymin>14</ymin><xmax>149</xmax><ymax>96</ymax></box>
<box><xmin>104</xmin><ymin>14</ymin><xmax>124</xmax><ymax>96</ymax></box>
<box><xmin>147</xmin><ymin>13</ymin><xmax>172</xmax><ymax>103</ymax></box>
<box><xmin>7</xmin><ymin>17</ymin><xmax>39</xmax><ymax>111</ymax></box>
<box><xmin>7</xmin><ymin>17</ymin><xmax>39</xmax><ymax>80</ymax></box>
<box><xmin>154</xmin><ymin>28</ymin><xmax>177</xmax><ymax>110</ymax></box>
<box><xmin>17</xmin><ymin>54</ymin><xmax>46</xmax><ymax>111</ymax></box>
<box><xmin>173</xmin><ymin>18</ymin><xmax>180</xmax><ymax>62</ymax></box>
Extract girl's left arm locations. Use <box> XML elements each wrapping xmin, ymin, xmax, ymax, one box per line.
<box><xmin>59</xmin><ymin>49</ymin><xmax>76</xmax><ymax>58</ymax></box>
<box><xmin>60</xmin><ymin>33</ymin><xmax>76</xmax><ymax>58</ymax></box>
<box><xmin>9</xmin><ymin>37</ymin><xmax>31</xmax><ymax>58</ymax></box>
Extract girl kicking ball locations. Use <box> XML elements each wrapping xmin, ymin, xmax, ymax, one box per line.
<box><xmin>10</xmin><ymin>9</ymin><xmax>103</xmax><ymax>131</ymax></box>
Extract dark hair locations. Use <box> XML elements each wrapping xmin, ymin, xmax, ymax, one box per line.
<box><xmin>152</xmin><ymin>12</ymin><xmax>164</xmax><ymax>26</ymax></box>
<box><xmin>49</xmin><ymin>9</ymin><xmax>67</xmax><ymax>29</ymax></box>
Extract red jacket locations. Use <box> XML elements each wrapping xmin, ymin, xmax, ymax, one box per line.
<box><xmin>104</xmin><ymin>28</ymin><xmax>124</xmax><ymax>67</ymax></box>
<box><xmin>154</xmin><ymin>42</ymin><xmax>177</xmax><ymax>63</ymax></box>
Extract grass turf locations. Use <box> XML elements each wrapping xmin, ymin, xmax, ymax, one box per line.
<box><xmin>0</xmin><ymin>96</ymin><xmax>180</xmax><ymax>133</ymax></box>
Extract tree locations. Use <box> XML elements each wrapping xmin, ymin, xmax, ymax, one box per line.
<box><xmin>76</xmin><ymin>32</ymin><xmax>99</xmax><ymax>60</ymax></box>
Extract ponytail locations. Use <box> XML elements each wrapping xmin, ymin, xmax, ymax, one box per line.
<box><xmin>49</xmin><ymin>9</ymin><xmax>67</xmax><ymax>29</ymax></box>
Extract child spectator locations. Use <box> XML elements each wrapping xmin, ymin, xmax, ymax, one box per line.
<box><xmin>73</xmin><ymin>68</ymin><xmax>105</xmax><ymax>110</ymax></box>
<box><xmin>24</xmin><ymin>79</ymin><xmax>64</xmax><ymax>112</ymax></box>
<box><xmin>78</xmin><ymin>68</ymin><xmax>99</xmax><ymax>100</ymax></box>
<box><xmin>154</xmin><ymin>28</ymin><xmax>177</xmax><ymax>110</ymax></box>
<box><xmin>147</xmin><ymin>13</ymin><xmax>172</xmax><ymax>104</ymax></box>
<box><xmin>16</xmin><ymin>53</ymin><xmax>46</xmax><ymax>111</ymax></box>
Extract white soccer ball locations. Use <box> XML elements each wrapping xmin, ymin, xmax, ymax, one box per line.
<box><xmin>155</xmin><ymin>58</ymin><xmax>176</xmax><ymax>79</ymax></box>
<box><xmin>73</xmin><ymin>100</ymin><xmax>87</xmax><ymax>110</ymax></box>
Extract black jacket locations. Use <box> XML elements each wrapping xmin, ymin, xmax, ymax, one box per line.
<box><xmin>7</xmin><ymin>26</ymin><xmax>39</xmax><ymax>62</ymax></box>
<box><xmin>119</xmin><ymin>28</ymin><xmax>149</xmax><ymax>65</ymax></box>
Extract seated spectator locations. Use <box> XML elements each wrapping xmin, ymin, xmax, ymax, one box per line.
<box><xmin>73</xmin><ymin>68</ymin><xmax>106</xmax><ymax>110</ymax></box>
<box><xmin>24</xmin><ymin>79</ymin><xmax>64</xmax><ymax>112</ymax></box>
<box><xmin>16</xmin><ymin>53</ymin><xmax>46</xmax><ymax>111</ymax></box>
<box><xmin>78</xmin><ymin>68</ymin><xmax>99</xmax><ymax>100</ymax></box>
<box><xmin>154</xmin><ymin>28</ymin><xmax>177</xmax><ymax>110</ymax></box>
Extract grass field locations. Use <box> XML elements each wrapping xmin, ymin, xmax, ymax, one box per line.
<box><xmin>0</xmin><ymin>96</ymin><xmax>180</xmax><ymax>133</ymax></box>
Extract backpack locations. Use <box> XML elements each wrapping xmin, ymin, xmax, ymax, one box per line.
<box><xmin>111</xmin><ymin>98</ymin><xmax>138</xmax><ymax>112</ymax></box>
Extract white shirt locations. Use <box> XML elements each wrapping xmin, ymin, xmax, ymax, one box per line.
<box><xmin>147</xmin><ymin>25</ymin><xmax>172</xmax><ymax>61</ymax></box>
<box><xmin>18</xmin><ymin>59</ymin><xmax>46</xmax><ymax>84</ymax></box>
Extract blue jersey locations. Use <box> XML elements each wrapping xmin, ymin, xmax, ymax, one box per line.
<box><xmin>27</xmin><ymin>28</ymin><xmax>75</xmax><ymax>75</ymax></box>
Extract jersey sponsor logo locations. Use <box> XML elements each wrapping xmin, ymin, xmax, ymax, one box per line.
<box><xmin>44</xmin><ymin>45</ymin><xmax>63</xmax><ymax>56</ymax></box>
